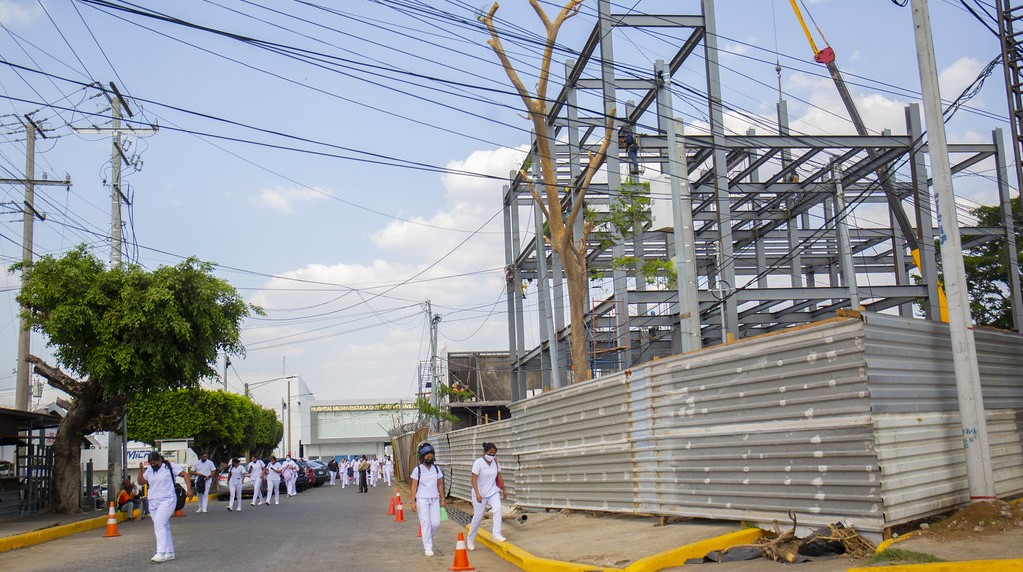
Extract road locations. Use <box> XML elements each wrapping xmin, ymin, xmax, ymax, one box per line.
<box><xmin>4</xmin><ymin>483</ymin><xmax>518</xmax><ymax>571</ymax></box>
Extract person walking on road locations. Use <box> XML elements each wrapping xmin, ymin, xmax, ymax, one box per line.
<box><xmin>190</xmin><ymin>451</ymin><xmax>216</xmax><ymax>514</ymax></box>
<box><xmin>226</xmin><ymin>457</ymin><xmax>245</xmax><ymax>511</ymax></box>
<box><xmin>283</xmin><ymin>455</ymin><xmax>299</xmax><ymax>496</ymax></box>
<box><xmin>248</xmin><ymin>455</ymin><xmax>265</xmax><ymax>506</ymax></box>
<box><xmin>383</xmin><ymin>456</ymin><xmax>393</xmax><ymax>486</ymax></box>
<box><xmin>327</xmin><ymin>457</ymin><xmax>338</xmax><ymax>486</ymax></box>
<box><xmin>467</xmin><ymin>442</ymin><xmax>508</xmax><ymax>550</ymax></box>
<box><xmin>265</xmin><ymin>455</ymin><xmax>282</xmax><ymax>505</ymax></box>
<box><xmin>410</xmin><ymin>442</ymin><xmax>445</xmax><ymax>557</ymax></box>
<box><xmin>138</xmin><ymin>452</ymin><xmax>193</xmax><ymax>563</ymax></box>
<box><xmin>358</xmin><ymin>455</ymin><xmax>369</xmax><ymax>493</ymax></box>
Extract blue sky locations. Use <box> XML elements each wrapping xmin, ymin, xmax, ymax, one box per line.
<box><xmin>0</xmin><ymin>0</ymin><xmax>1010</xmax><ymax>408</ymax></box>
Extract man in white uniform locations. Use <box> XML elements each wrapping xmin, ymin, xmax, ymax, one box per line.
<box><xmin>410</xmin><ymin>442</ymin><xmax>445</xmax><ymax>557</ymax></box>
<box><xmin>190</xmin><ymin>452</ymin><xmax>217</xmax><ymax>513</ymax></box>
<box><xmin>369</xmin><ymin>456</ymin><xmax>379</xmax><ymax>487</ymax></box>
<box><xmin>383</xmin><ymin>456</ymin><xmax>393</xmax><ymax>486</ymax></box>
<box><xmin>248</xmin><ymin>455</ymin><xmax>265</xmax><ymax>506</ymax></box>
<box><xmin>138</xmin><ymin>452</ymin><xmax>193</xmax><ymax>563</ymax></box>
<box><xmin>467</xmin><ymin>442</ymin><xmax>508</xmax><ymax>550</ymax></box>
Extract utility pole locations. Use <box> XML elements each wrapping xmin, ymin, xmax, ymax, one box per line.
<box><xmin>425</xmin><ymin>300</ymin><xmax>442</xmax><ymax>431</ymax></box>
<box><xmin>75</xmin><ymin>83</ymin><xmax>156</xmax><ymax>504</ymax></box>
<box><xmin>909</xmin><ymin>0</ymin><xmax>995</xmax><ymax>500</ymax></box>
<box><xmin>13</xmin><ymin>117</ymin><xmax>68</xmax><ymax>411</ymax></box>
<box><xmin>222</xmin><ymin>354</ymin><xmax>231</xmax><ymax>392</ymax></box>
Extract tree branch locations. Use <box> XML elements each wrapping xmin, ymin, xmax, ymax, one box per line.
<box><xmin>27</xmin><ymin>355</ymin><xmax>87</xmax><ymax>398</ymax></box>
<box><xmin>484</xmin><ymin>3</ymin><xmax>538</xmax><ymax>114</ymax></box>
<box><xmin>520</xmin><ymin>170</ymin><xmax>551</xmax><ymax>220</ymax></box>
<box><xmin>531</xmin><ymin>0</ymin><xmax>583</xmax><ymax>102</ymax></box>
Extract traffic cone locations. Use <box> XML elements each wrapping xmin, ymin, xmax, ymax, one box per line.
<box><xmin>388</xmin><ymin>494</ymin><xmax>396</xmax><ymax>515</ymax></box>
<box><xmin>417</xmin><ymin>522</ymin><xmax>422</xmax><ymax>537</ymax></box>
<box><xmin>394</xmin><ymin>500</ymin><xmax>405</xmax><ymax>522</ymax></box>
<box><xmin>448</xmin><ymin>532</ymin><xmax>475</xmax><ymax>571</ymax></box>
<box><xmin>172</xmin><ymin>506</ymin><xmax>185</xmax><ymax>518</ymax></box>
<box><xmin>103</xmin><ymin>502</ymin><xmax>121</xmax><ymax>537</ymax></box>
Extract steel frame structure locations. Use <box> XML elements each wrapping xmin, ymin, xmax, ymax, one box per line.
<box><xmin>502</xmin><ymin>0</ymin><xmax>1022</xmax><ymax>400</ymax></box>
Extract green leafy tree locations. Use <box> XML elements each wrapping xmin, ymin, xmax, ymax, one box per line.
<box><xmin>962</xmin><ymin>196</ymin><xmax>1022</xmax><ymax>329</ymax></box>
<box><xmin>128</xmin><ymin>389</ymin><xmax>283</xmax><ymax>466</ymax></box>
<box><xmin>15</xmin><ymin>246</ymin><xmax>255</xmax><ymax>513</ymax></box>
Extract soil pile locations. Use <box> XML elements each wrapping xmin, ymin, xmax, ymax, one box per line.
<box><xmin>919</xmin><ymin>500</ymin><xmax>1023</xmax><ymax>541</ymax></box>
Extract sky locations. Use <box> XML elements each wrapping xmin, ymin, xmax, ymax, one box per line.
<box><xmin>0</xmin><ymin>0</ymin><xmax>1012</xmax><ymax>413</ymax></box>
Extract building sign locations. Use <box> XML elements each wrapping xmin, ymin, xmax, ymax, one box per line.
<box><xmin>310</xmin><ymin>403</ymin><xmax>415</xmax><ymax>413</ymax></box>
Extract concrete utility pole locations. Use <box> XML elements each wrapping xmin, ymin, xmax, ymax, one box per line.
<box><xmin>909</xmin><ymin>0</ymin><xmax>995</xmax><ymax>499</ymax></box>
<box><xmin>13</xmin><ymin>117</ymin><xmax>69</xmax><ymax>411</ymax></box>
<box><xmin>426</xmin><ymin>300</ymin><xmax>442</xmax><ymax>431</ymax></box>
<box><xmin>75</xmin><ymin>83</ymin><xmax>157</xmax><ymax>503</ymax></box>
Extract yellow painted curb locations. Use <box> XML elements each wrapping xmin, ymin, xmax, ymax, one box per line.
<box><xmin>0</xmin><ymin>511</ymin><xmax>129</xmax><ymax>554</ymax></box>
<box><xmin>875</xmin><ymin>530</ymin><xmax>919</xmax><ymax>553</ymax></box>
<box><xmin>622</xmin><ymin>528</ymin><xmax>767</xmax><ymax>572</ymax></box>
<box><xmin>470</xmin><ymin>525</ymin><xmax>767</xmax><ymax>572</ymax></box>
<box><xmin>848</xmin><ymin>559</ymin><xmax>1023</xmax><ymax>572</ymax></box>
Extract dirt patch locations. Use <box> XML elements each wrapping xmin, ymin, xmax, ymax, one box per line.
<box><xmin>912</xmin><ymin>500</ymin><xmax>1023</xmax><ymax>542</ymax></box>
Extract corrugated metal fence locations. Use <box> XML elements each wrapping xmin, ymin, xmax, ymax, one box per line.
<box><xmin>404</xmin><ymin>313</ymin><xmax>1023</xmax><ymax>534</ymax></box>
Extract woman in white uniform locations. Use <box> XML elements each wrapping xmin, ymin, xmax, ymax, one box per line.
<box><xmin>265</xmin><ymin>456</ymin><xmax>282</xmax><ymax>505</ymax></box>
<box><xmin>138</xmin><ymin>452</ymin><xmax>193</xmax><ymax>563</ymax></box>
<box><xmin>410</xmin><ymin>442</ymin><xmax>445</xmax><ymax>557</ymax></box>
<box><xmin>283</xmin><ymin>455</ymin><xmax>299</xmax><ymax>496</ymax></box>
<box><xmin>248</xmin><ymin>455</ymin><xmax>265</xmax><ymax>506</ymax></box>
<box><xmin>467</xmin><ymin>442</ymin><xmax>507</xmax><ymax>550</ymax></box>
<box><xmin>226</xmin><ymin>457</ymin><xmax>245</xmax><ymax>511</ymax></box>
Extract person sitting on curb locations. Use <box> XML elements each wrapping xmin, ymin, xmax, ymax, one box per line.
<box><xmin>116</xmin><ymin>478</ymin><xmax>141</xmax><ymax>521</ymax></box>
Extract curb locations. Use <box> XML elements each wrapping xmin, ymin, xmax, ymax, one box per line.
<box><xmin>0</xmin><ymin>492</ymin><xmax>216</xmax><ymax>554</ymax></box>
<box><xmin>0</xmin><ymin>511</ymin><xmax>129</xmax><ymax>554</ymax></box>
<box><xmin>848</xmin><ymin>560</ymin><xmax>1023</xmax><ymax>572</ymax></box>
<box><xmin>470</xmin><ymin>525</ymin><xmax>766</xmax><ymax>572</ymax></box>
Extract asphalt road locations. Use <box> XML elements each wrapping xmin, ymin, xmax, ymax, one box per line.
<box><xmin>3</xmin><ymin>483</ymin><xmax>518</xmax><ymax>571</ymax></box>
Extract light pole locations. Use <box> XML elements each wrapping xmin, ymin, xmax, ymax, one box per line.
<box><xmin>245</xmin><ymin>374</ymin><xmax>297</xmax><ymax>456</ymax></box>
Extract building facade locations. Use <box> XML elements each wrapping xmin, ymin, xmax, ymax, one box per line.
<box><xmin>303</xmin><ymin>399</ymin><xmax>417</xmax><ymax>460</ymax></box>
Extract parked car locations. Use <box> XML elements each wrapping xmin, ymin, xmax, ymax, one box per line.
<box><xmin>294</xmin><ymin>460</ymin><xmax>317</xmax><ymax>490</ymax></box>
<box><xmin>304</xmin><ymin>460</ymin><xmax>329</xmax><ymax>487</ymax></box>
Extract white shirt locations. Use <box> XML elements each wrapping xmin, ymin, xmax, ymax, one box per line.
<box><xmin>191</xmin><ymin>458</ymin><xmax>216</xmax><ymax>478</ymax></box>
<box><xmin>143</xmin><ymin>461</ymin><xmax>184</xmax><ymax>501</ymax></box>
<box><xmin>411</xmin><ymin>463</ymin><xmax>443</xmax><ymax>500</ymax></box>
<box><xmin>283</xmin><ymin>459</ymin><xmax>298</xmax><ymax>479</ymax></box>
<box><xmin>228</xmin><ymin>464</ymin><xmax>245</xmax><ymax>484</ymax></box>
<box><xmin>248</xmin><ymin>459</ymin><xmax>264</xmax><ymax>479</ymax></box>
<box><xmin>266</xmin><ymin>461</ymin><xmax>283</xmax><ymax>480</ymax></box>
<box><xmin>472</xmin><ymin>456</ymin><xmax>501</xmax><ymax>498</ymax></box>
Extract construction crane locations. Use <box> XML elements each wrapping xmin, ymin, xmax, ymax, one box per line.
<box><xmin>789</xmin><ymin>0</ymin><xmax>948</xmax><ymax>321</ymax></box>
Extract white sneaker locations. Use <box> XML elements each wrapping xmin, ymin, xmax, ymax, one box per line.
<box><xmin>164</xmin><ymin>554</ymin><xmax>175</xmax><ymax>561</ymax></box>
<box><xmin>424</xmin><ymin>550</ymin><xmax>434</xmax><ymax>557</ymax></box>
<box><xmin>493</xmin><ymin>534</ymin><xmax>507</xmax><ymax>542</ymax></box>
<box><xmin>195</xmin><ymin>507</ymin><xmax>202</xmax><ymax>513</ymax></box>
<box><xmin>466</xmin><ymin>540</ymin><xmax>475</xmax><ymax>551</ymax></box>
<box><xmin>202</xmin><ymin>508</ymin><xmax>207</xmax><ymax>513</ymax></box>
<box><xmin>151</xmin><ymin>554</ymin><xmax>167</xmax><ymax>563</ymax></box>
<box><xmin>251</xmin><ymin>502</ymin><xmax>256</xmax><ymax>506</ymax></box>
<box><xmin>226</xmin><ymin>506</ymin><xmax>232</xmax><ymax>511</ymax></box>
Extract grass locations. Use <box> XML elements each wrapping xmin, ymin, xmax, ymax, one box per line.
<box><xmin>862</xmin><ymin>548</ymin><xmax>946</xmax><ymax>566</ymax></box>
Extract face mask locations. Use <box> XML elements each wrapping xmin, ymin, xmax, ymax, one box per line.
<box><xmin>423</xmin><ymin>457</ymin><xmax>434</xmax><ymax>466</ymax></box>
<box><xmin>485</xmin><ymin>454</ymin><xmax>495</xmax><ymax>462</ymax></box>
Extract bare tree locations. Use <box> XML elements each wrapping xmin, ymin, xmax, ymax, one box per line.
<box><xmin>483</xmin><ymin>0</ymin><xmax>614</xmax><ymax>383</ymax></box>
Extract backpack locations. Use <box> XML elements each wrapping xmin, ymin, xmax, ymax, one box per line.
<box><xmin>163</xmin><ymin>461</ymin><xmax>187</xmax><ymax>511</ymax></box>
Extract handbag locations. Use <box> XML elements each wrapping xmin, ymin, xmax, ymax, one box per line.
<box><xmin>174</xmin><ymin>483</ymin><xmax>186</xmax><ymax>511</ymax></box>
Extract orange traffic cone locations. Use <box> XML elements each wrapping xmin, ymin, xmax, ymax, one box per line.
<box><xmin>394</xmin><ymin>500</ymin><xmax>405</xmax><ymax>522</ymax></box>
<box><xmin>417</xmin><ymin>522</ymin><xmax>422</xmax><ymax>537</ymax></box>
<box><xmin>449</xmin><ymin>532</ymin><xmax>475</xmax><ymax>571</ymax></box>
<box><xmin>388</xmin><ymin>494</ymin><xmax>396</xmax><ymax>515</ymax></box>
<box><xmin>172</xmin><ymin>506</ymin><xmax>185</xmax><ymax>518</ymax></box>
<box><xmin>103</xmin><ymin>502</ymin><xmax>121</xmax><ymax>537</ymax></box>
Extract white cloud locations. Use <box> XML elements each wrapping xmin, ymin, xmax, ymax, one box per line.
<box><xmin>249</xmin><ymin>185</ymin><xmax>330</xmax><ymax>214</ymax></box>
<box><xmin>0</xmin><ymin>1</ymin><xmax>40</xmax><ymax>25</ymax></box>
<box><xmin>939</xmin><ymin>57</ymin><xmax>982</xmax><ymax>101</ymax></box>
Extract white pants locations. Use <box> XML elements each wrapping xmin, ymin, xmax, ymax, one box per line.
<box><xmin>286</xmin><ymin>475</ymin><xmax>297</xmax><ymax>495</ymax></box>
<box><xmin>266</xmin><ymin>478</ymin><xmax>281</xmax><ymax>503</ymax></box>
<box><xmin>149</xmin><ymin>496</ymin><xmax>175</xmax><ymax>556</ymax></box>
<box><xmin>416</xmin><ymin>497</ymin><xmax>441</xmax><ymax>552</ymax></box>
<box><xmin>196</xmin><ymin>477</ymin><xmax>211</xmax><ymax>511</ymax></box>
<box><xmin>468</xmin><ymin>492</ymin><xmax>503</xmax><ymax>543</ymax></box>
<box><xmin>385</xmin><ymin>470</ymin><xmax>392</xmax><ymax>486</ymax></box>
<box><xmin>369</xmin><ymin>471</ymin><xmax>376</xmax><ymax>486</ymax></box>
<box><xmin>328</xmin><ymin>470</ymin><xmax>336</xmax><ymax>485</ymax></box>
<box><xmin>228</xmin><ymin>481</ymin><xmax>243</xmax><ymax>510</ymax></box>
<box><xmin>342</xmin><ymin>473</ymin><xmax>350</xmax><ymax>488</ymax></box>
<box><xmin>251</xmin><ymin>478</ymin><xmax>264</xmax><ymax>504</ymax></box>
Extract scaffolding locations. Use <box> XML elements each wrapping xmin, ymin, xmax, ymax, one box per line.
<box><xmin>502</xmin><ymin>0</ymin><xmax>1022</xmax><ymax>400</ymax></box>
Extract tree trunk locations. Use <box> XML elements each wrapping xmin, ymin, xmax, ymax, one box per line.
<box><xmin>563</xmin><ymin>249</ymin><xmax>592</xmax><ymax>382</ymax></box>
<box><xmin>50</xmin><ymin>392</ymin><xmax>97</xmax><ymax>514</ymax></box>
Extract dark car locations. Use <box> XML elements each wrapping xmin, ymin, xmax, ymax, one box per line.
<box><xmin>293</xmin><ymin>460</ymin><xmax>319</xmax><ymax>490</ymax></box>
<box><xmin>304</xmin><ymin>460</ymin><xmax>329</xmax><ymax>487</ymax></box>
